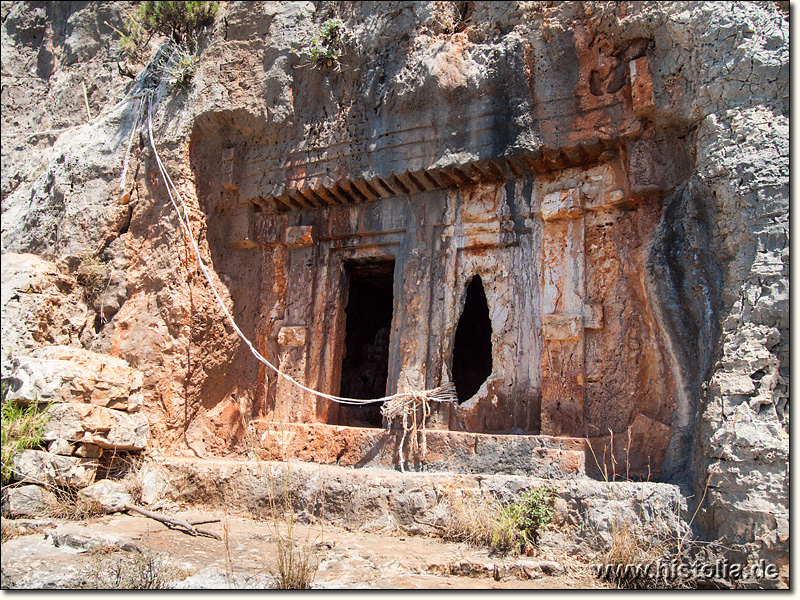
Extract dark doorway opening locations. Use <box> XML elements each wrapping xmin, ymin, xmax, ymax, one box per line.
<box><xmin>452</xmin><ymin>275</ymin><xmax>493</xmax><ymax>403</ymax></box>
<box><xmin>338</xmin><ymin>258</ymin><xmax>395</xmax><ymax>427</ymax></box>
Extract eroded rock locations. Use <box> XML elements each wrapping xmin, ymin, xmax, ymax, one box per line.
<box><xmin>4</xmin><ymin>345</ymin><xmax>143</xmax><ymax>412</ymax></box>
<box><xmin>1</xmin><ymin>484</ymin><xmax>58</xmax><ymax>517</ymax></box>
<box><xmin>0</xmin><ymin>254</ymin><xmax>86</xmax><ymax>362</ymax></box>
<box><xmin>13</xmin><ymin>449</ymin><xmax>97</xmax><ymax>488</ymax></box>
<box><xmin>78</xmin><ymin>480</ymin><xmax>132</xmax><ymax>513</ymax></box>
<box><xmin>44</xmin><ymin>403</ymin><xmax>149</xmax><ymax>451</ymax></box>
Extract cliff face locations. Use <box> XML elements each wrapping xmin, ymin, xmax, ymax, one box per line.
<box><xmin>1</xmin><ymin>1</ymin><xmax>788</xmax><ymax>573</ymax></box>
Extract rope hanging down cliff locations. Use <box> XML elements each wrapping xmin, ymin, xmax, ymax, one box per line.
<box><xmin>143</xmin><ymin>93</ymin><xmax>457</xmax><ymax>451</ymax></box>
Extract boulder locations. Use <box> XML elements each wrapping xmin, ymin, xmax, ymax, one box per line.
<box><xmin>78</xmin><ymin>480</ymin><xmax>132</xmax><ymax>513</ymax></box>
<box><xmin>1</xmin><ymin>484</ymin><xmax>58</xmax><ymax>517</ymax></box>
<box><xmin>44</xmin><ymin>403</ymin><xmax>149</xmax><ymax>451</ymax></box>
<box><xmin>3</xmin><ymin>345</ymin><xmax>143</xmax><ymax>412</ymax></box>
<box><xmin>13</xmin><ymin>449</ymin><xmax>97</xmax><ymax>488</ymax></box>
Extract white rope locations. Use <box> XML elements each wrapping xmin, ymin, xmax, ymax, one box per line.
<box><xmin>120</xmin><ymin>95</ymin><xmax>143</xmax><ymax>190</ymax></box>
<box><xmin>145</xmin><ymin>93</ymin><xmax>456</xmax><ymax>408</ymax></box>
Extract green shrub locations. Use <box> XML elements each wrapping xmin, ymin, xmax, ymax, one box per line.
<box><xmin>441</xmin><ymin>486</ymin><xmax>557</xmax><ymax>555</ymax></box>
<box><xmin>1</xmin><ymin>399</ymin><xmax>49</xmax><ymax>487</ymax></box>
<box><xmin>117</xmin><ymin>14</ymin><xmax>150</xmax><ymax>64</ymax></box>
<box><xmin>116</xmin><ymin>1</ymin><xmax>218</xmax><ymax>67</ymax></box>
<box><xmin>136</xmin><ymin>1</ymin><xmax>218</xmax><ymax>44</ymax></box>
<box><xmin>301</xmin><ymin>18</ymin><xmax>349</xmax><ymax>66</ymax></box>
<box><xmin>492</xmin><ymin>486</ymin><xmax>556</xmax><ymax>554</ymax></box>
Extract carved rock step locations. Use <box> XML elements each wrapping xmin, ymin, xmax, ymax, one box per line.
<box><xmin>148</xmin><ymin>457</ymin><xmax>686</xmax><ymax>554</ymax></box>
<box><xmin>251</xmin><ymin>422</ymin><xmax>585</xmax><ymax>478</ymax></box>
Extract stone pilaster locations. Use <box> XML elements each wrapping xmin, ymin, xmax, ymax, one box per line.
<box><xmin>540</xmin><ymin>188</ymin><xmax>587</xmax><ymax>437</ymax></box>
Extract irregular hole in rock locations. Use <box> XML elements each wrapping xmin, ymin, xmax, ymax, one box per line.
<box><xmin>453</xmin><ymin>275</ymin><xmax>493</xmax><ymax>403</ymax></box>
<box><xmin>337</xmin><ymin>258</ymin><xmax>395</xmax><ymax>427</ymax></box>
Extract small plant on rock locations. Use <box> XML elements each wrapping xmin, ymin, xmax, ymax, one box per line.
<box><xmin>300</xmin><ymin>18</ymin><xmax>350</xmax><ymax>67</ymax></box>
<box><xmin>76</xmin><ymin>251</ymin><xmax>110</xmax><ymax>303</ymax></box>
<box><xmin>163</xmin><ymin>42</ymin><xmax>200</xmax><ymax>89</ymax></box>
<box><xmin>493</xmin><ymin>486</ymin><xmax>556</xmax><ymax>554</ymax></box>
<box><xmin>113</xmin><ymin>0</ymin><xmax>217</xmax><ymax>83</ymax></box>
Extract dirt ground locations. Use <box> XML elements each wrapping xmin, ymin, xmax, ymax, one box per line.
<box><xmin>1</xmin><ymin>508</ymin><xmax>609</xmax><ymax>589</ymax></box>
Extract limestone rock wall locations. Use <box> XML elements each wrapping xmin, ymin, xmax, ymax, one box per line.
<box><xmin>0</xmin><ymin>0</ymin><xmax>788</xmax><ymax>572</ymax></box>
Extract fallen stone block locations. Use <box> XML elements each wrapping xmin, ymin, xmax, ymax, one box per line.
<box><xmin>43</xmin><ymin>403</ymin><xmax>149</xmax><ymax>451</ymax></box>
<box><xmin>138</xmin><ymin>465</ymin><xmax>168</xmax><ymax>506</ymax></box>
<box><xmin>13</xmin><ymin>449</ymin><xmax>97</xmax><ymax>488</ymax></box>
<box><xmin>1</xmin><ymin>484</ymin><xmax>58</xmax><ymax>517</ymax></box>
<box><xmin>73</xmin><ymin>443</ymin><xmax>103</xmax><ymax>459</ymax></box>
<box><xmin>78</xmin><ymin>480</ymin><xmax>132</xmax><ymax>513</ymax></box>
<box><xmin>3</xmin><ymin>345</ymin><xmax>144</xmax><ymax>412</ymax></box>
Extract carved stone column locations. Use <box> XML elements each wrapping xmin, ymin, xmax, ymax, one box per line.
<box><xmin>539</xmin><ymin>170</ymin><xmax>626</xmax><ymax>437</ymax></box>
<box><xmin>272</xmin><ymin>226</ymin><xmax>315</xmax><ymax>423</ymax></box>
<box><xmin>540</xmin><ymin>188</ymin><xmax>586</xmax><ymax>437</ymax></box>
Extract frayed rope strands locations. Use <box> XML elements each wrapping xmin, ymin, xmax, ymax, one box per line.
<box><xmin>380</xmin><ymin>386</ymin><xmax>457</xmax><ymax>472</ymax></box>
<box><xmin>144</xmin><ymin>93</ymin><xmax>458</xmax><ymax>440</ymax></box>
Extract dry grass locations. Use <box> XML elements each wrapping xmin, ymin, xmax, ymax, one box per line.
<box><xmin>41</xmin><ymin>487</ymin><xmax>106</xmax><ymax>520</ymax></box>
<box><xmin>598</xmin><ymin>510</ymin><xmax>696</xmax><ymax>589</ymax></box>
<box><xmin>0</xmin><ymin>518</ymin><xmax>56</xmax><ymax>542</ymax></box>
<box><xmin>441</xmin><ymin>490</ymin><xmax>503</xmax><ymax>547</ymax></box>
<box><xmin>1</xmin><ymin>519</ymin><xmax>20</xmax><ymax>542</ymax></box>
<box><xmin>78</xmin><ymin>544</ymin><xmax>188</xmax><ymax>589</ymax></box>
<box><xmin>75</xmin><ymin>251</ymin><xmax>110</xmax><ymax>302</ymax></box>
<box><xmin>273</xmin><ymin>535</ymin><xmax>319</xmax><ymax>590</ymax></box>
<box><xmin>604</xmin><ymin>518</ymin><xmax>668</xmax><ymax>566</ymax></box>
<box><xmin>266</xmin><ymin>463</ymin><xmax>320</xmax><ymax>589</ymax></box>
